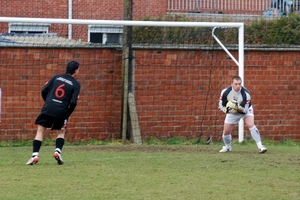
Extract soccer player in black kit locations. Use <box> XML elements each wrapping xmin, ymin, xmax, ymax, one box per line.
<box><xmin>26</xmin><ymin>60</ymin><xmax>81</xmax><ymax>165</ymax></box>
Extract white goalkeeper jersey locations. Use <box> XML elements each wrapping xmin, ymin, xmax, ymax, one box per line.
<box><xmin>219</xmin><ymin>86</ymin><xmax>252</xmax><ymax>114</ymax></box>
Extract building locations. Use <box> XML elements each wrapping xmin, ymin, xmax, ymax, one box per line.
<box><xmin>1</xmin><ymin>0</ymin><xmax>295</xmax><ymax>44</ymax></box>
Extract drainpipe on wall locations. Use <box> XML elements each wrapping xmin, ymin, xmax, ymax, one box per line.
<box><xmin>68</xmin><ymin>0</ymin><xmax>72</xmax><ymax>39</ymax></box>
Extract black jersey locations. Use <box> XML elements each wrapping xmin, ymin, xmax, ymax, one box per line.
<box><xmin>40</xmin><ymin>74</ymin><xmax>81</xmax><ymax>119</ymax></box>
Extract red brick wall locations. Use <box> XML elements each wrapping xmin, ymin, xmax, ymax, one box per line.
<box><xmin>0</xmin><ymin>48</ymin><xmax>123</xmax><ymax>142</ymax></box>
<box><xmin>134</xmin><ymin>49</ymin><xmax>300</xmax><ymax>142</ymax></box>
<box><xmin>0</xmin><ymin>0</ymin><xmax>166</xmax><ymax>20</ymax></box>
<box><xmin>1</xmin><ymin>47</ymin><xmax>300</xmax><ymax>142</ymax></box>
<box><xmin>132</xmin><ymin>0</ymin><xmax>168</xmax><ymax>19</ymax></box>
<box><xmin>0</xmin><ymin>0</ymin><xmax>266</xmax><ymax>22</ymax></box>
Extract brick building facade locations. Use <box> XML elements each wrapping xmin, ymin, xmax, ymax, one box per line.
<box><xmin>0</xmin><ymin>0</ymin><xmax>275</xmax><ymax>20</ymax></box>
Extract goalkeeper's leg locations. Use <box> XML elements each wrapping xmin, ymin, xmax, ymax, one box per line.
<box><xmin>244</xmin><ymin>116</ymin><xmax>261</xmax><ymax>145</ymax></box>
<box><xmin>221</xmin><ymin>133</ymin><xmax>232</xmax><ymax>149</ymax></box>
<box><xmin>219</xmin><ymin>123</ymin><xmax>235</xmax><ymax>152</ymax></box>
<box><xmin>249</xmin><ymin>125</ymin><xmax>262</xmax><ymax>145</ymax></box>
<box><xmin>220</xmin><ymin>114</ymin><xmax>242</xmax><ymax>153</ymax></box>
<box><xmin>244</xmin><ymin>116</ymin><xmax>267</xmax><ymax>153</ymax></box>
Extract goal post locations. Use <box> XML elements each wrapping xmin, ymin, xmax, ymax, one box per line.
<box><xmin>0</xmin><ymin>17</ymin><xmax>245</xmax><ymax>143</ymax></box>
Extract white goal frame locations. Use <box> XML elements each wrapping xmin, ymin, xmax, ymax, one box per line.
<box><xmin>0</xmin><ymin>17</ymin><xmax>245</xmax><ymax>142</ymax></box>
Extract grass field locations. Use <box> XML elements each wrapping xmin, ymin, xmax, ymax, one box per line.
<box><xmin>0</xmin><ymin>140</ymin><xmax>299</xmax><ymax>200</ymax></box>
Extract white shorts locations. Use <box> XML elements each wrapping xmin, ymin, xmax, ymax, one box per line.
<box><xmin>224</xmin><ymin>106</ymin><xmax>254</xmax><ymax>124</ymax></box>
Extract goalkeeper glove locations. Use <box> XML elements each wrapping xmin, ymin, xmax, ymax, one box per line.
<box><xmin>222</xmin><ymin>107</ymin><xmax>227</xmax><ymax>114</ymax></box>
<box><xmin>227</xmin><ymin>99</ymin><xmax>238</xmax><ymax>109</ymax></box>
<box><xmin>237</xmin><ymin>105</ymin><xmax>245</xmax><ymax>113</ymax></box>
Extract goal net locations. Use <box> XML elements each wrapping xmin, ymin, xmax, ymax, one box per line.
<box><xmin>0</xmin><ymin>17</ymin><xmax>244</xmax><ymax>143</ymax></box>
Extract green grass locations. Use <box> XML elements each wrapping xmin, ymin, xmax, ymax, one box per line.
<box><xmin>0</xmin><ymin>140</ymin><xmax>300</xmax><ymax>200</ymax></box>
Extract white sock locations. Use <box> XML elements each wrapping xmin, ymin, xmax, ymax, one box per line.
<box><xmin>222</xmin><ymin>134</ymin><xmax>232</xmax><ymax>148</ymax></box>
<box><xmin>256</xmin><ymin>141</ymin><xmax>262</xmax><ymax>147</ymax></box>
<box><xmin>32</xmin><ymin>152</ymin><xmax>39</xmax><ymax>157</ymax></box>
<box><xmin>55</xmin><ymin>148</ymin><xmax>61</xmax><ymax>154</ymax></box>
<box><xmin>249</xmin><ymin>125</ymin><xmax>262</xmax><ymax>147</ymax></box>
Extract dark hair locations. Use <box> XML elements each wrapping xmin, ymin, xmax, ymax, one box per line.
<box><xmin>65</xmin><ymin>60</ymin><xmax>80</xmax><ymax>75</ymax></box>
<box><xmin>232</xmin><ymin>75</ymin><xmax>242</xmax><ymax>82</ymax></box>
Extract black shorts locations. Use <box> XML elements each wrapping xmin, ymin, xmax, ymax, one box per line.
<box><xmin>35</xmin><ymin>114</ymin><xmax>68</xmax><ymax>130</ymax></box>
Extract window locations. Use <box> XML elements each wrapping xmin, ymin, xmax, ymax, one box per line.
<box><xmin>9</xmin><ymin>23</ymin><xmax>50</xmax><ymax>34</ymax></box>
<box><xmin>88</xmin><ymin>25</ymin><xmax>123</xmax><ymax>44</ymax></box>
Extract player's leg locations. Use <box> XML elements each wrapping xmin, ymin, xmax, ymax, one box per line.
<box><xmin>26</xmin><ymin>125</ymin><xmax>47</xmax><ymax>165</ymax></box>
<box><xmin>53</xmin><ymin>130</ymin><xmax>65</xmax><ymax>165</ymax></box>
<box><xmin>244</xmin><ymin>115</ymin><xmax>267</xmax><ymax>153</ymax></box>
<box><xmin>26</xmin><ymin>114</ymin><xmax>52</xmax><ymax>165</ymax></box>
<box><xmin>55</xmin><ymin>131</ymin><xmax>65</xmax><ymax>154</ymax></box>
<box><xmin>219</xmin><ymin>123</ymin><xmax>235</xmax><ymax>152</ymax></box>
<box><xmin>219</xmin><ymin>114</ymin><xmax>241</xmax><ymax>152</ymax></box>
<box><xmin>52</xmin><ymin>119</ymin><xmax>68</xmax><ymax>165</ymax></box>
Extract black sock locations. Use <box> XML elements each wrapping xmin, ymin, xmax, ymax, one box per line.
<box><xmin>55</xmin><ymin>138</ymin><xmax>65</xmax><ymax>152</ymax></box>
<box><xmin>33</xmin><ymin>140</ymin><xmax>42</xmax><ymax>154</ymax></box>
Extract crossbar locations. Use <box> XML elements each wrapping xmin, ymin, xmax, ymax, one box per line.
<box><xmin>0</xmin><ymin>17</ymin><xmax>243</xmax><ymax>28</ymax></box>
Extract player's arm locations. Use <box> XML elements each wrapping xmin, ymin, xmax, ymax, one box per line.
<box><xmin>68</xmin><ymin>102</ymin><xmax>77</xmax><ymax>117</ymax></box>
<box><xmin>68</xmin><ymin>84</ymin><xmax>81</xmax><ymax>117</ymax></box>
<box><xmin>41</xmin><ymin>88</ymin><xmax>49</xmax><ymax>101</ymax></box>
<box><xmin>237</xmin><ymin>105</ymin><xmax>245</xmax><ymax>114</ymax></box>
<box><xmin>218</xmin><ymin>89</ymin><xmax>228</xmax><ymax>114</ymax></box>
<box><xmin>237</xmin><ymin>90</ymin><xmax>251</xmax><ymax>114</ymax></box>
<box><xmin>237</xmin><ymin>100</ymin><xmax>250</xmax><ymax>114</ymax></box>
<box><xmin>41</xmin><ymin>76</ymin><xmax>55</xmax><ymax>101</ymax></box>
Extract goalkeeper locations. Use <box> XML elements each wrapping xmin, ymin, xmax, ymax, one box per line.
<box><xmin>218</xmin><ymin>75</ymin><xmax>267</xmax><ymax>153</ymax></box>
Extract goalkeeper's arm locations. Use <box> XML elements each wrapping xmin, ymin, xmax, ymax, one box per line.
<box><xmin>221</xmin><ymin>107</ymin><xmax>227</xmax><ymax>114</ymax></box>
<box><xmin>218</xmin><ymin>92</ymin><xmax>228</xmax><ymax>114</ymax></box>
<box><xmin>237</xmin><ymin>105</ymin><xmax>245</xmax><ymax>114</ymax></box>
<box><xmin>237</xmin><ymin>100</ymin><xmax>251</xmax><ymax>114</ymax></box>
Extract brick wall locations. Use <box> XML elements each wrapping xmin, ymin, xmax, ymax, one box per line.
<box><xmin>0</xmin><ymin>47</ymin><xmax>123</xmax><ymax>142</ymax></box>
<box><xmin>0</xmin><ymin>0</ymin><xmax>267</xmax><ymax>22</ymax></box>
<box><xmin>0</xmin><ymin>0</ymin><xmax>167</xmax><ymax>20</ymax></box>
<box><xmin>134</xmin><ymin>49</ymin><xmax>300</xmax><ymax>142</ymax></box>
<box><xmin>1</xmin><ymin>47</ymin><xmax>300</xmax><ymax>142</ymax></box>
